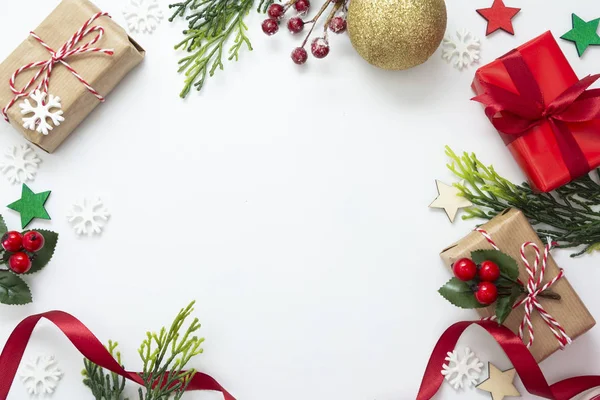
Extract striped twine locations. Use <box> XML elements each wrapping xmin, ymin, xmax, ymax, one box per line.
<box><xmin>475</xmin><ymin>229</ymin><xmax>571</xmax><ymax>349</ymax></box>
<box><xmin>2</xmin><ymin>12</ymin><xmax>114</xmax><ymax>122</ymax></box>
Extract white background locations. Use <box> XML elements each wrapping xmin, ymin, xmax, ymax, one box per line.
<box><xmin>0</xmin><ymin>0</ymin><xmax>600</xmax><ymax>399</ymax></box>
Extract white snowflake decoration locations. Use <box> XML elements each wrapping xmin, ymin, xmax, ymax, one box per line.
<box><xmin>441</xmin><ymin>347</ymin><xmax>484</xmax><ymax>390</ymax></box>
<box><xmin>442</xmin><ymin>29</ymin><xmax>481</xmax><ymax>70</ymax></box>
<box><xmin>0</xmin><ymin>144</ymin><xmax>41</xmax><ymax>184</ymax></box>
<box><xmin>20</xmin><ymin>355</ymin><xmax>63</xmax><ymax>396</ymax></box>
<box><xmin>19</xmin><ymin>90</ymin><xmax>65</xmax><ymax>135</ymax></box>
<box><xmin>123</xmin><ymin>0</ymin><xmax>163</xmax><ymax>33</ymax></box>
<box><xmin>67</xmin><ymin>198</ymin><xmax>111</xmax><ymax>236</ymax></box>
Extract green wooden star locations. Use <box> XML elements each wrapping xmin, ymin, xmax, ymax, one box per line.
<box><xmin>7</xmin><ymin>184</ymin><xmax>51</xmax><ymax>229</ymax></box>
<box><xmin>561</xmin><ymin>13</ymin><xmax>600</xmax><ymax>57</ymax></box>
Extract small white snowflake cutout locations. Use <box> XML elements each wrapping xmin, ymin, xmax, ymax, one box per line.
<box><xmin>123</xmin><ymin>0</ymin><xmax>163</xmax><ymax>33</ymax></box>
<box><xmin>20</xmin><ymin>355</ymin><xmax>63</xmax><ymax>396</ymax></box>
<box><xmin>0</xmin><ymin>144</ymin><xmax>41</xmax><ymax>184</ymax></box>
<box><xmin>442</xmin><ymin>29</ymin><xmax>481</xmax><ymax>70</ymax></box>
<box><xmin>441</xmin><ymin>347</ymin><xmax>484</xmax><ymax>390</ymax></box>
<box><xmin>19</xmin><ymin>90</ymin><xmax>65</xmax><ymax>135</ymax></box>
<box><xmin>67</xmin><ymin>198</ymin><xmax>110</xmax><ymax>236</ymax></box>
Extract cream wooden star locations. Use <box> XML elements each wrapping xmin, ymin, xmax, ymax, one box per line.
<box><xmin>476</xmin><ymin>363</ymin><xmax>521</xmax><ymax>400</ymax></box>
<box><xmin>429</xmin><ymin>180</ymin><xmax>472</xmax><ymax>222</ymax></box>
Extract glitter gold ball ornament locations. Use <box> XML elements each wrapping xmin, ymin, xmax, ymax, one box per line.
<box><xmin>347</xmin><ymin>0</ymin><xmax>447</xmax><ymax>70</ymax></box>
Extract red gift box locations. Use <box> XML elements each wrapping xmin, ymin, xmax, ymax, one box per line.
<box><xmin>472</xmin><ymin>31</ymin><xmax>600</xmax><ymax>192</ymax></box>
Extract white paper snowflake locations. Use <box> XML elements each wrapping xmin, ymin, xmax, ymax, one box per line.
<box><xmin>67</xmin><ymin>198</ymin><xmax>110</xmax><ymax>236</ymax></box>
<box><xmin>19</xmin><ymin>90</ymin><xmax>65</xmax><ymax>135</ymax></box>
<box><xmin>441</xmin><ymin>347</ymin><xmax>484</xmax><ymax>390</ymax></box>
<box><xmin>0</xmin><ymin>144</ymin><xmax>41</xmax><ymax>184</ymax></box>
<box><xmin>442</xmin><ymin>29</ymin><xmax>481</xmax><ymax>70</ymax></box>
<box><xmin>123</xmin><ymin>0</ymin><xmax>163</xmax><ymax>33</ymax></box>
<box><xmin>20</xmin><ymin>355</ymin><xmax>63</xmax><ymax>396</ymax></box>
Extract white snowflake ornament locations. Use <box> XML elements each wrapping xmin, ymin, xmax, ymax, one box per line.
<box><xmin>442</xmin><ymin>29</ymin><xmax>481</xmax><ymax>70</ymax></box>
<box><xmin>441</xmin><ymin>347</ymin><xmax>484</xmax><ymax>390</ymax></box>
<box><xmin>0</xmin><ymin>144</ymin><xmax>41</xmax><ymax>184</ymax></box>
<box><xmin>19</xmin><ymin>90</ymin><xmax>64</xmax><ymax>135</ymax></box>
<box><xmin>123</xmin><ymin>0</ymin><xmax>163</xmax><ymax>33</ymax></box>
<box><xmin>67</xmin><ymin>198</ymin><xmax>110</xmax><ymax>236</ymax></box>
<box><xmin>20</xmin><ymin>355</ymin><xmax>63</xmax><ymax>396</ymax></box>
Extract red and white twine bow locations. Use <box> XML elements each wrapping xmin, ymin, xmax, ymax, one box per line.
<box><xmin>2</xmin><ymin>12</ymin><xmax>114</xmax><ymax>121</ymax></box>
<box><xmin>475</xmin><ymin>228</ymin><xmax>572</xmax><ymax>349</ymax></box>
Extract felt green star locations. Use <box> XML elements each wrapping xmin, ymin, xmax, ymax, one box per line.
<box><xmin>561</xmin><ymin>13</ymin><xmax>600</xmax><ymax>56</ymax></box>
<box><xmin>7</xmin><ymin>184</ymin><xmax>51</xmax><ymax>228</ymax></box>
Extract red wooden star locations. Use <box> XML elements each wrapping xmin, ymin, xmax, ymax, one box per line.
<box><xmin>476</xmin><ymin>0</ymin><xmax>521</xmax><ymax>35</ymax></box>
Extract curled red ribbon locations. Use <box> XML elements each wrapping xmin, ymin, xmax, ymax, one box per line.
<box><xmin>0</xmin><ymin>311</ymin><xmax>235</xmax><ymax>400</ymax></box>
<box><xmin>472</xmin><ymin>50</ymin><xmax>600</xmax><ymax>180</ymax></box>
<box><xmin>417</xmin><ymin>320</ymin><xmax>600</xmax><ymax>400</ymax></box>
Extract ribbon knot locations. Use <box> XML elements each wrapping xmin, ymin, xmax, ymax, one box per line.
<box><xmin>2</xmin><ymin>12</ymin><xmax>114</xmax><ymax>121</ymax></box>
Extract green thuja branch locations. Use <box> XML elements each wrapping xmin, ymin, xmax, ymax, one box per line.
<box><xmin>169</xmin><ymin>0</ymin><xmax>257</xmax><ymax>97</ymax></box>
<box><xmin>446</xmin><ymin>146</ymin><xmax>600</xmax><ymax>257</ymax></box>
<box><xmin>82</xmin><ymin>341</ymin><xmax>128</xmax><ymax>400</ymax></box>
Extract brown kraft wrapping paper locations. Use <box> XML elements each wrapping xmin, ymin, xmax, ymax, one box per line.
<box><xmin>0</xmin><ymin>0</ymin><xmax>145</xmax><ymax>153</ymax></box>
<box><xmin>440</xmin><ymin>208</ymin><xmax>595</xmax><ymax>363</ymax></box>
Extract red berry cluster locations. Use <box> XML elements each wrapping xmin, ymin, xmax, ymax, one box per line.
<box><xmin>452</xmin><ymin>258</ymin><xmax>501</xmax><ymax>305</ymax></box>
<box><xmin>262</xmin><ymin>0</ymin><xmax>348</xmax><ymax>65</ymax></box>
<box><xmin>1</xmin><ymin>230</ymin><xmax>45</xmax><ymax>274</ymax></box>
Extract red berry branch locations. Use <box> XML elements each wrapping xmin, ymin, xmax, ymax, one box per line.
<box><xmin>262</xmin><ymin>0</ymin><xmax>349</xmax><ymax>64</ymax></box>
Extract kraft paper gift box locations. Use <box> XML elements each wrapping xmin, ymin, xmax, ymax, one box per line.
<box><xmin>440</xmin><ymin>208</ymin><xmax>595</xmax><ymax>362</ymax></box>
<box><xmin>0</xmin><ymin>0</ymin><xmax>145</xmax><ymax>152</ymax></box>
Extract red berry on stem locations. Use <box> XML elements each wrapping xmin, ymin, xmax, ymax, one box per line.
<box><xmin>329</xmin><ymin>16</ymin><xmax>347</xmax><ymax>33</ymax></box>
<box><xmin>262</xmin><ymin>19</ymin><xmax>279</xmax><ymax>35</ymax></box>
<box><xmin>1</xmin><ymin>231</ymin><xmax>23</xmax><ymax>252</ymax></box>
<box><xmin>22</xmin><ymin>231</ymin><xmax>45</xmax><ymax>253</ymax></box>
<box><xmin>452</xmin><ymin>258</ymin><xmax>477</xmax><ymax>281</ymax></box>
<box><xmin>9</xmin><ymin>252</ymin><xmax>32</xmax><ymax>274</ymax></box>
<box><xmin>479</xmin><ymin>260</ymin><xmax>500</xmax><ymax>282</ymax></box>
<box><xmin>267</xmin><ymin>3</ymin><xmax>285</xmax><ymax>19</ymax></box>
<box><xmin>294</xmin><ymin>0</ymin><xmax>310</xmax><ymax>14</ymax></box>
<box><xmin>287</xmin><ymin>17</ymin><xmax>304</xmax><ymax>34</ymax></box>
<box><xmin>291</xmin><ymin>47</ymin><xmax>308</xmax><ymax>64</ymax></box>
<box><xmin>475</xmin><ymin>282</ymin><xmax>498</xmax><ymax>305</ymax></box>
<box><xmin>311</xmin><ymin>38</ymin><xmax>330</xmax><ymax>58</ymax></box>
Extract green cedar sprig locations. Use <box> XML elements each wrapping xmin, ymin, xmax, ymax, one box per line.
<box><xmin>82</xmin><ymin>302</ymin><xmax>205</xmax><ymax>400</ymax></box>
<box><xmin>169</xmin><ymin>0</ymin><xmax>259</xmax><ymax>98</ymax></box>
<box><xmin>446</xmin><ymin>146</ymin><xmax>600</xmax><ymax>257</ymax></box>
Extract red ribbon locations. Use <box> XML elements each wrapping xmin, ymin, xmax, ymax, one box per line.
<box><xmin>417</xmin><ymin>320</ymin><xmax>600</xmax><ymax>400</ymax></box>
<box><xmin>0</xmin><ymin>311</ymin><xmax>235</xmax><ymax>400</ymax></box>
<box><xmin>472</xmin><ymin>50</ymin><xmax>600</xmax><ymax>180</ymax></box>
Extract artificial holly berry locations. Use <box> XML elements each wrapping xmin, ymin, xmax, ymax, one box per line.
<box><xmin>294</xmin><ymin>0</ymin><xmax>310</xmax><ymax>14</ymax></box>
<box><xmin>479</xmin><ymin>260</ymin><xmax>500</xmax><ymax>282</ymax></box>
<box><xmin>8</xmin><ymin>252</ymin><xmax>32</xmax><ymax>274</ymax></box>
<box><xmin>1</xmin><ymin>231</ymin><xmax>23</xmax><ymax>252</ymax></box>
<box><xmin>311</xmin><ymin>38</ymin><xmax>330</xmax><ymax>58</ymax></box>
<box><xmin>262</xmin><ymin>18</ymin><xmax>279</xmax><ymax>35</ymax></box>
<box><xmin>267</xmin><ymin>3</ymin><xmax>285</xmax><ymax>19</ymax></box>
<box><xmin>291</xmin><ymin>47</ymin><xmax>308</xmax><ymax>64</ymax></box>
<box><xmin>287</xmin><ymin>17</ymin><xmax>304</xmax><ymax>34</ymax></box>
<box><xmin>329</xmin><ymin>16</ymin><xmax>347</xmax><ymax>33</ymax></box>
<box><xmin>475</xmin><ymin>282</ymin><xmax>498</xmax><ymax>305</ymax></box>
<box><xmin>22</xmin><ymin>231</ymin><xmax>45</xmax><ymax>253</ymax></box>
<box><xmin>452</xmin><ymin>258</ymin><xmax>477</xmax><ymax>282</ymax></box>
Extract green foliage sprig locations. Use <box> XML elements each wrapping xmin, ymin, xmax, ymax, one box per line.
<box><xmin>169</xmin><ymin>0</ymin><xmax>262</xmax><ymax>97</ymax></box>
<box><xmin>82</xmin><ymin>302</ymin><xmax>205</xmax><ymax>400</ymax></box>
<box><xmin>446</xmin><ymin>146</ymin><xmax>600</xmax><ymax>257</ymax></box>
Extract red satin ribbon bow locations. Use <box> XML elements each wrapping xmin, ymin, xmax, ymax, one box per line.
<box><xmin>0</xmin><ymin>311</ymin><xmax>235</xmax><ymax>400</ymax></box>
<box><xmin>473</xmin><ymin>50</ymin><xmax>600</xmax><ymax>180</ymax></box>
<box><xmin>417</xmin><ymin>320</ymin><xmax>600</xmax><ymax>400</ymax></box>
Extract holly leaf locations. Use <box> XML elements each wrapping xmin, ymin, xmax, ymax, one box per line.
<box><xmin>438</xmin><ymin>277</ymin><xmax>487</xmax><ymax>309</ymax></box>
<box><xmin>471</xmin><ymin>249</ymin><xmax>519</xmax><ymax>280</ymax></box>
<box><xmin>24</xmin><ymin>230</ymin><xmax>58</xmax><ymax>275</ymax></box>
<box><xmin>495</xmin><ymin>285</ymin><xmax>522</xmax><ymax>325</ymax></box>
<box><xmin>0</xmin><ymin>215</ymin><xmax>7</xmax><ymax>237</ymax></box>
<box><xmin>0</xmin><ymin>270</ymin><xmax>32</xmax><ymax>305</ymax></box>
